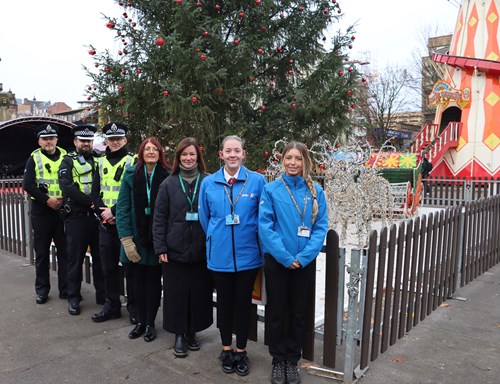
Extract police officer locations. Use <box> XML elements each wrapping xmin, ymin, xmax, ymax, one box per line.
<box><xmin>58</xmin><ymin>125</ymin><xmax>105</xmax><ymax>316</ymax></box>
<box><xmin>22</xmin><ymin>123</ymin><xmax>68</xmax><ymax>304</ymax></box>
<box><xmin>90</xmin><ymin>122</ymin><xmax>137</xmax><ymax>322</ymax></box>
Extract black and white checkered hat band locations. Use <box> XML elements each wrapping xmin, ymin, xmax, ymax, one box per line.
<box><xmin>74</xmin><ymin>128</ymin><xmax>95</xmax><ymax>140</ymax></box>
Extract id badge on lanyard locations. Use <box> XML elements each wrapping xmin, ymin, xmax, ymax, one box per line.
<box><xmin>185</xmin><ymin>211</ymin><xmax>199</xmax><ymax>221</ymax></box>
<box><xmin>225</xmin><ymin>214</ymin><xmax>240</xmax><ymax>225</ymax></box>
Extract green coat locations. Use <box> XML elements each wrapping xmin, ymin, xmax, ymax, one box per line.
<box><xmin>116</xmin><ymin>165</ymin><xmax>162</xmax><ymax>266</ymax></box>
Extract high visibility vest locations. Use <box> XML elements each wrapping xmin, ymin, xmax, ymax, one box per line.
<box><xmin>98</xmin><ymin>154</ymin><xmax>135</xmax><ymax>207</ymax></box>
<box><xmin>31</xmin><ymin>147</ymin><xmax>67</xmax><ymax>198</ymax></box>
<box><xmin>69</xmin><ymin>153</ymin><xmax>94</xmax><ymax>195</ymax></box>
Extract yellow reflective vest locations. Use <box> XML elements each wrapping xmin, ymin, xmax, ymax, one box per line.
<box><xmin>31</xmin><ymin>147</ymin><xmax>67</xmax><ymax>198</ymax></box>
<box><xmin>70</xmin><ymin>153</ymin><xmax>95</xmax><ymax>195</ymax></box>
<box><xmin>98</xmin><ymin>153</ymin><xmax>135</xmax><ymax>207</ymax></box>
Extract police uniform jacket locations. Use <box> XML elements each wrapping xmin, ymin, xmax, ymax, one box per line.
<box><xmin>59</xmin><ymin>150</ymin><xmax>101</xmax><ymax>215</ymax></box>
<box><xmin>23</xmin><ymin>147</ymin><xmax>66</xmax><ymax>216</ymax></box>
<box><xmin>90</xmin><ymin>146</ymin><xmax>134</xmax><ymax>216</ymax></box>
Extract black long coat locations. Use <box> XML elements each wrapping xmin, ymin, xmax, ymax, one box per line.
<box><xmin>152</xmin><ymin>172</ymin><xmax>213</xmax><ymax>333</ymax></box>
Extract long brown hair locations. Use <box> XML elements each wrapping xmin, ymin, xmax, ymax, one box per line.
<box><xmin>171</xmin><ymin>137</ymin><xmax>206</xmax><ymax>175</ymax></box>
<box><xmin>134</xmin><ymin>137</ymin><xmax>169</xmax><ymax>175</ymax></box>
<box><xmin>281</xmin><ymin>141</ymin><xmax>319</xmax><ymax>223</ymax></box>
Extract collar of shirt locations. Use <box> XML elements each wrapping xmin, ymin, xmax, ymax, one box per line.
<box><xmin>223</xmin><ymin>167</ymin><xmax>240</xmax><ymax>183</ymax></box>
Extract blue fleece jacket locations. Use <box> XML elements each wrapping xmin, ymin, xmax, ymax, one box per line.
<box><xmin>198</xmin><ymin>165</ymin><xmax>267</xmax><ymax>272</ymax></box>
<box><xmin>258</xmin><ymin>174</ymin><xmax>328</xmax><ymax>268</ymax></box>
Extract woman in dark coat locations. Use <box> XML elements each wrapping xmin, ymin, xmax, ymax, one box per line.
<box><xmin>116</xmin><ymin>137</ymin><xmax>170</xmax><ymax>342</ymax></box>
<box><xmin>153</xmin><ymin>137</ymin><xmax>213</xmax><ymax>357</ymax></box>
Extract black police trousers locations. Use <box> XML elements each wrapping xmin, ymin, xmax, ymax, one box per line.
<box><xmin>66</xmin><ymin>214</ymin><xmax>105</xmax><ymax>304</ymax></box>
<box><xmin>98</xmin><ymin>225</ymin><xmax>135</xmax><ymax>315</ymax></box>
<box><xmin>32</xmin><ymin>213</ymin><xmax>67</xmax><ymax>298</ymax></box>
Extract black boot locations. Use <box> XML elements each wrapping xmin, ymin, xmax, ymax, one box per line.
<box><xmin>173</xmin><ymin>334</ymin><xmax>187</xmax><ymax>357</ymax></box>
<box><xmin>185</xmin><ymin>332</ymin><xmax>200</xmax><ymax>351</ymax></box>
<box><xmin>129</xmin><ymin>323</ymin><xmax>145</xmax><ymax>339</ymax></box>
<box><xmin>234</xmin><ymin>351</ymin><xmax>249</xmax><ymax>376</ymax></box>
<box><xmin>218</xmin><ymin>349</ymin><xmax>235</xmax><ymax>374</ymax></box>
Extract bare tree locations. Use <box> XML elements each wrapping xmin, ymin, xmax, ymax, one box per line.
<box><xmin>355</xmin><ymin>66</ymin><xmax>417</xmax><ymax>146</ymax></box>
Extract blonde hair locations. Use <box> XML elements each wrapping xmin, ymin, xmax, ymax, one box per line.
<box><xmin>281</xmin><ymin>141</ymin><xmax>319</xmax><ymax>223</ymax></box>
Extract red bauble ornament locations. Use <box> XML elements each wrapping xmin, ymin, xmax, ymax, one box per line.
<box><xmin>239</xmin><ymin>11</ymin><xmax>245</xmax><ymax>17</ymax></box>
<box><xmin>87</xmin><ymin>86</ymin><xmax>92</xmax><ymax>91</ymax></box>
<box><xmin>123</xmin><ymin>49</ymin><xmax>128</xmax><ymax>54</ymax></box>
<box><xmin>118</xmin><ymin>50</ymin><xmax>123</xmax><ymax>55</ymax></box>
<box><xmin>261</xmin><ymin>26</ymin><xmax>267</xmax><ymax>31</ymax></box>
<box><xmin>136</xmin><ymin>69</ymin><xmax>141</xmax><ymax>74</ymax></box>
<box><xmin>122</xmin><ymin>12</ymin><xmax>128</xmax><ymax>18</ymax></box>
<box><xmin>234</xmin><ymin>39</ymin><xmax>239</xmax><ymax>45</ymax></box>
<box><xmin>338</xmin><ymin>71</ymin><xmax>344</xmax><ymax>77</ymax></box>
<box><xmin>156</xmin><ymin>37</ymin><xmax>165</xmax><ymax>46</ymax></box>
<box><xmin>191</xmin><ymin>96</ymin><xmax>198</xmax><ymax>103</ymax></box>
<box><xmin>105</xmin><ymin>67</ymin><xmax>110</xmax><ymax>73</ymax></box>
<box><xmin>280</xmin><ymin>13</ymin><xmax>285</xmax><ymax>19</ymax></box>
<box><xmin>131</xmin><ymin>22</ymin><xmax>136</xmax><ymax>27</ymax></box>
<box><xmin>291</xmin><ymin>103</ymin><xmax>297</xmax><ymax>109</ymax></box>
<box><xmin>269</xmin><ymin>81</ymin><xmax>275</xmax><ymax>87</ymax></box>
<box><xmin>256</xmin><ymin>0</ymin><xmax>261</xmax><ymax>4</ymax></box>
<box><xmin>127</xmin><ymin>2</ymin><xmax>132</xmax><ymax>6</ymax></box>
<box><xmin>200</xmin><ymin>54</ymin><xmax>206</xmax><ymax>60</ymax></box>
<box><xmin>121</xmin><ymin>69</ymin><xmax>126</xmax><ymax>75</ymax></box>
<box><xmin>248</xmin><ymin>76</ymin><xmax>255</xmax><ymax>82</ymax></box>
<box><xmin>88</xmin><ymin>49</ymin><xmax>96</xmax><ymax>55</ymax></box>
<box><xmin>277</xmin><ymin>154</ymin><xmax>282</xmax><ymax>159</ymax></box>
<box><xmin>351</xmin><ymin>35</ymin><xmax>356</xmax><ymax>40</ymax></box>
<box><xmin>362</xmin><ymin>78</ymin><xmax>367</xmax><ymax>83</ymax></box>
<box><xmin>288</xmin><ymin>59</ymin><xmax>294</xmax><ymax>64</ymax></box>
<box><xmin>348</xmin><ymin>67</ymin><xmax>353</xmax><ymax>72</ymax></box>
<box><xmin>163</xmin><ymin>90</ymin><xmax>170</xmax><ymax>96</ymax></box>
<box><xmin>323</xmin><ymin>8</ymin><xmax>329</xmax><ymax>15</ymax></box>
<box><xmin>277</xmin><ymin>47</ymin><xmax>283</xmax><ymax>53</ymax></box>
<box><xmin>288</xmin><ymin>70</ymin><xmax>293</xmax><ymax>75</ymax></box>
<box><xmin>199</xmin><ymin>146</ymin><xmax>204</xmax><ymax>151</ymax></box>
<box><xmin>176</xmin><ymin>0</ymin><xmax>182</xmax><ymax>4</ymax></box>
<box><xmin>118</xmin><ymin>111</ymin><xmax>123</xmax><ymax>117</ymax></box>
<box><xmin>347</xmin><ymin>90</ymin><xmax>352</xmax><ymax>95</ymax></box>
<box><xmin>257</xmin><ymin>48</ymin><xmax>263</xmax><ymax>54</ymax></box>
<box><xmin>298</xmin><ymin>6</ymin><xmax>303</xmax><ymax>11</ymax></box>
<box><xmin>261</xmin><ymin>105</ymin><xmax>267</xmax><ymax>111</ymax></box>
<box><xmin>119</xmin><ymin>85</ymin><xmax>124</xmax><ymax>91</ymax></box>
<box><xmin>196</xmin><ymin>1</ymin><xmax>202</xmax><ymax>6</ymax></box>
<box><xmin>106</xmin><ymin>21</ymin><xmax>115</xmax><ymax>29</ymax></box>
<box><xmin>203</xmin><ymin>31</ymin><xmax>209</xmax><ymax>37</ymax></box>
<box><xmin>264</xmin><ymin>151</ymin><xmax>269</xmax><ymax>157</ymax></box>
<box><xmin>87</xmin><ymin>96</ymin><xmax>91</xmax><ymax>101</ymax></box>
<box><xmin>351</xmin><ymin>103</ymin><xmax>355</xmax><ymax>109</ymax></box>
<box><xmin>348</xmin><ymin>44</ymin><xmax>353</xmax><ymax>49</ymax></box>
<box><xmin>215</xmin><ymin>4</ymin><xmax>220</xmax><ymax>10</ymax></box>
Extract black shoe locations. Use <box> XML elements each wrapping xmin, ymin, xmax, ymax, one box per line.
<box><xmin>219</xmin><ymin>349</ymin><xmax>235</xmax><ymax>374</ymax></box>
<box><xmin>285</xmin><ymin>361</ymin><xmax>301</xmax><ymax>384</ymax></box>
<box><xmin>271</xmin><ymin>361</ymin><xmax>286</xmax><ymax>384</ymax></box>
<box><xmin>129</xmin><ymin>323</ymin><xmax>146</xmax><ymax>339</ymax></box>
<box><xmin>144</xmin><ymin>325</ymin><xmax>156</xmax><ymax>342</ymax></box>
<box><xmin>36</xmin><ymin>295</ymin><xmax>47</xmax><ymax>304</ymax></box>
<box><xmin>59</xmin><ymin>292</ymin><xmax>68</xmax><ymax>300</ymax></box>
<box><xmin>91</xmin><ymin>309</ymin><xmax>121</xmax><ymax>323</ymax></box>
<box><xmin>234</xmin><ymin>351</ymin><xmax>249</xmax><ymax>376</ymax></box>
<box><xmin>68</xmin><ymin>301</ymin><xmax>80</xmax><ymax>316</ymax></box>
<box><xmin>173</xmin><ymin>334</ymin><xmax>187</xmax><ymax>357</ymax></box>
<box><xmin>185</xmin><ymin>332</ymin><xmax>200</xmax><ymax>351</ymax></box>
<box><xmin>129</xmin><ymin>313</ymin><xmax>138</xmax><ymax>325</ymax></box>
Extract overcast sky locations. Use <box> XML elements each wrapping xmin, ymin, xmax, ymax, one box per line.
<box><xmin>0</xmin><ymin>0</ymin><xmax>459</xmax><ymax>109</ymax></box>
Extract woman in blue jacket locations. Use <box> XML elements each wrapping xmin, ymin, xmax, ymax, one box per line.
<box><xmin>116</xmin><ymin>137</ymin><xmax>170</xmax><ymax>342</ymax></box>
<box><xmin>258</xmin><ymin>142</ymin><xmax>328</xmax><ymax>384</ymax></box>
<box><xmin>198</xmin><ymin>135</ymin><xmax>266</xmax><ymax>376</ymax></box>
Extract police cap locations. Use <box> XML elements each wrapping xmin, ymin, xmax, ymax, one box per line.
<box><xmin>73</xmin><ymin>124</ymin><xmax>96</xmax><ymax>140</ymax></box>
<box><xmin>37</xmin><ymin>123</ymin><xmax>58</xmax><ymax>138</ymax></box>
<box><xmin>103</xmin><ymin>122</ymin><xmax>128</xmax><ymax>138</ymax></box>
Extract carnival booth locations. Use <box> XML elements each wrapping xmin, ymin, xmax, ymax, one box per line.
<box><xmin>410</xmin><ymin>0</ymin><xmax>500</xmax><ymax>179</ymax></box>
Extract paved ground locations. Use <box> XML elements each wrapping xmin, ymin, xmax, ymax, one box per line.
<box><xmin>1</xmin><ymin>248</ymin><xmax>499</xmax><ymax>384</ymax></box>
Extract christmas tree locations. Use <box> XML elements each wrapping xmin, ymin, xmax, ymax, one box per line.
<box><xmin>84</xmin><ymin>0</ymin><xmax>360</xmax><ymax>170</ymax></box>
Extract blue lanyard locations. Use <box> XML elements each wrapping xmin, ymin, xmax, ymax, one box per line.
<box><xmin>144</xmin><ymin>164</ymin><xmax>157</xmax><ymax>207</ymax></box>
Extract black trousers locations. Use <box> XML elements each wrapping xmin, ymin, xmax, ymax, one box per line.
<box><xmin>212</xmin><ymin>268</ymin><xmax>259</xmax><ymax>350</ymax></box>
<box><xmin>264</xmin><ymin>254</ymin><xmax>316</xmax><ymax>364</ymax></box>
<box><xmin>65</xmin><ymin>214</ymin><xmax>104</xmax><ymax>304</ymax></box>
<box><xmin>131</xmin><ymin>263</ymin><xmax>162</xmax><ymax>327</ymax></box>
<box><xmin>98</xmin><ymin>226</ymin><xmax>122</xmax><ymax>312</ymax></box>
<box><xmin>32</xmin><ymin>213</ymin><xmax>67</xmax><ymax>297</ymax></box>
